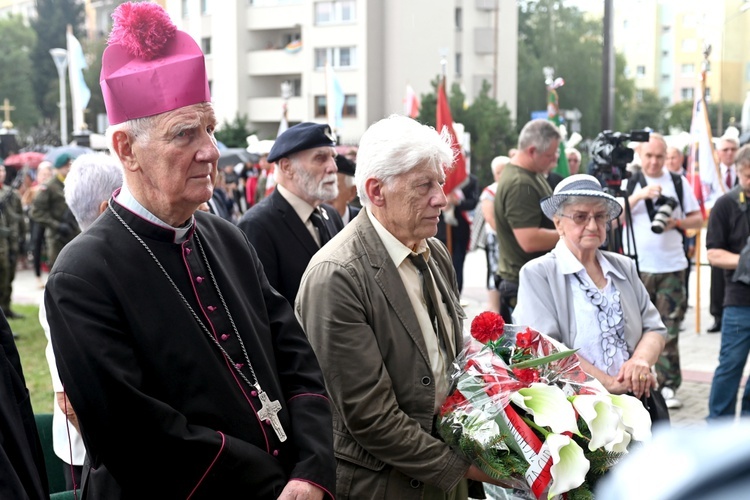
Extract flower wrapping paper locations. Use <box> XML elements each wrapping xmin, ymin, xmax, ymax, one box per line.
<box><xmin>438</xmin><ymin>312</ymin><xmax>652</xmax><ymax>500</ymax></box>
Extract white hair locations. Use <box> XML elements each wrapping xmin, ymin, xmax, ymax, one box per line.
<box><xmin>64</xmin><ymin>153</ymin><xmax>124</xmax><ymax>230</ymax></box>
<box><xmin>491</xmin><ymin>155</ymin><xmax>511</xmax><ymax>177</ymax></box>
<box><xmin>354</xmin><ymin>114</ymin><xmax>453</xmax><ymax>207</ymax></box>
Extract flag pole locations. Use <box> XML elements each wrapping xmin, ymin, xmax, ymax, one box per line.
<box><xmin>440</xmin><ymin>57</ymin><xmax>454</xmax><ymax>256</ymax></box>
<box><xmin>694</xmin><ymin>45</ymin><xmax>712</xmax><ymax>334</ymax></box>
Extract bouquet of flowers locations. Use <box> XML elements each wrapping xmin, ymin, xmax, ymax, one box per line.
<box><xmin>438</xmin><ymin>312</ymin><xmax>652</xmax><ymax>499</ymax></box>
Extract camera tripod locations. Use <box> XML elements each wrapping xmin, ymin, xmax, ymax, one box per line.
<box><xmin>604</xmin><ymin>185</ymin><xmax>640</xmax><ymax>275</ymax></box>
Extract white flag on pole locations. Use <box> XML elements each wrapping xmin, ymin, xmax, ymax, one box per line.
<box><xmin>67</xmin><ymin>27</ymin><xmax>90</xmax><ymax>134</ymax></box>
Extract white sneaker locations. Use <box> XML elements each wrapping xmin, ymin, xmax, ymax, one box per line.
<box><xmin>661</xmin><ymin>386</ymin><xmax>683</xmax><ymax>409</ymax></box>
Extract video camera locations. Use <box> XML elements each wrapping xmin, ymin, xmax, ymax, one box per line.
<box><xmin>590</xmin><ymin>129</ymin><xmax>650</xmax><ymax>194</ymax></box>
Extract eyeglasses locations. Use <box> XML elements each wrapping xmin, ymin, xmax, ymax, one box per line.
<box><xmin>559</xmin><ymin>212</ymin><xmax>609</xmax><ymax>226</ymax></box>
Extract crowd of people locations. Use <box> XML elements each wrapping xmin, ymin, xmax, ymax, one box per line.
<box><xmin>3</xmin><ymin>2</ymin><xmax>750</xmax><ymax>499</ymax></box>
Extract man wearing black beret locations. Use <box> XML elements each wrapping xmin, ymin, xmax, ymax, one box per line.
<box><xmin>330</xmin><ymin>154</ymin><xmax>360</xmax><ymax>225</ymax></box>
<box><xmin>238</xmin><ymin>122</ymin><xmax>344</xmax><ymax>304</ymax></box>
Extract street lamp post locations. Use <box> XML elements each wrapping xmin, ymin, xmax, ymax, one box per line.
<box><xmin>49</xmin><ymin>48</ymin><xmax>68</xmax><ymax>145</ymax></box>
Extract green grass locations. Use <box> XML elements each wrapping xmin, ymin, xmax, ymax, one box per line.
<box><xmin>10</xmin><ymin>303</ymin><xmax>54</xmax><ymax>414</ymax></box>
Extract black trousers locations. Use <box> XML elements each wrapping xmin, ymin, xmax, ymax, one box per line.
<box><xmin>709</xmin><ymin>265</ymin><xmax>725</xmax><ymax>320</ymax></box>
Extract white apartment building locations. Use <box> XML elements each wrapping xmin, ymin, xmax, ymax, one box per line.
<box><xmin>165</xmin><ymin>0</ymin><xmax>518</xmax><ymax>144</ymax></box>
<box><xmin>614</xmin><ymin>0</ymin><xmax>750</xmax><ymax>110</ymax></box>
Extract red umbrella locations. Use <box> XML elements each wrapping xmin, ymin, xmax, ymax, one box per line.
<box><xmin>2</xmin><ymin>151</ymin><xmax>45</xmax><ymax>169</ymax></box>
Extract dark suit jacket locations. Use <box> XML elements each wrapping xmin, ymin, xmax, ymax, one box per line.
<box><xmin>436</xmin><ymin>174</ymin><xmax>479</xmax><ymax>251</ymax></box>
<box><xmin>238</xmin><ymin>189</ymin><xmax>344</xmax><ymax>304</ymax></box>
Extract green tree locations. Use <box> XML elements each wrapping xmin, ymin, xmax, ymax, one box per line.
<box><xmin>516</xmin><ymin>0</ymin><xmax>635</xmax><ymax>139</ymax></box>
<box><xmin>416</xmin><ymin>77</ymin><xmax>516</xmax><ymax>189</ymax></box>
<box><xmin>215</xmin><ymin>113</ymin><xmax>254</xmax><ymax>148</ymax></box>
<box><xmin>664</xmin><ymin>100</ymin><xmax>694</xmax><ymax>133</ymax></box>
<box><xmin>709</xmin><ymin>102</ymin><xmax>743</xmax><ymax>137</ymax></box>
<box><xmin>0</xmin><ymin>15</ymin><xmax>40</xmax><ymax>128</ymax></box>
<box><xmin>30</xmin><ymin>0</ymin><xmax>85</xmax><ymax>123</ymax></box>
<box><xmin>624</xmin><ymin>89</ymin><xmax>665</xmax><ymax>132</ymax></box>
<box><xmin>83</xmin><ymin>36</ymin><xmax>107</xmax><ymax>133</ymax></box>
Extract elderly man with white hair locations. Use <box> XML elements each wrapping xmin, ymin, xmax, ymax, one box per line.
<box><xmin>296</xmin><ymin>115</ymin><xmax>504</xmax><ymax>499</ymax></box>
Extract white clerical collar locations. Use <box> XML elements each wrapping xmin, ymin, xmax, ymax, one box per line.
<box><xmin>114</xmin><ymin>185</ymin><xmax>193</xmax><ymax>243</ymax></box>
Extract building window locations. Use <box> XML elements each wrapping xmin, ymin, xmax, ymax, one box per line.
<box><xmin>314</xmin><ymin>94</ymin><xmax>357</xmax><ymax>118</ymax></box>
<box><xmin>745</xmin><ymin>62</ymin><xmax>750</xmax><ymax>81</ymax></box>
<box><xmin>681</xmin><ymin>87</ymin><xmax>694</xmax><ymax>101</ymax></box>
<box><xmin>201</xmin><ymin>37</ymin><xmax>212</xmax><ymax>55</ymax></box>
<box><xmin>314</xmin><ymin>47</ymin><xmax>357</xmax><ymax>69</ymax></box>
<box><xmin>182</xmin><ymin>0</ymin><xmax>188</xmax><ymax>17</ymax></box>
<box><xmin>636</xmin><ymin>65</ymin><xmax>646</xmax><ymax>78</ymax></box>
<box><xmin>704</xmin><ymin>87</ymin><xmax>711</xmax><ymax>102</ymax></box>
<box><xmin>201</xmin><ymin>0</ymin><xmax>208</xmax><ymax>14</ymax></box>
<box><xmin>343</xmin><ymin>95</ymin><xmax>357</xmax><ymax>117</ymax></box>
<box><xmin>635</xmin><ymin>89</ymin><xmax>643</xmax><ymax>101</ymax></box>
<box><xmin>455</xmin><ymin>7</ymin><xmax>462</xmax><ymax>30</ymax></box>
<box><xmin>315</xmin><ymin>1</ymin><xmax>356</xmax><ymax>24</ymax></box>
<box><xmin>681</xmin><ymin>63</ymin><xmax>694</xmax><ymax>76</ymax></box>
<box><xmin>315</xmin><ymin>96</ymin><xmax>326</xmax><ymax>117</ymax></box>
<box><xmin>288</xmin><ymin>78</ymin><xmax>302</xmax><ymax>97</ymax></box>
<box><xmin>455</xmin><ymin>52</ymin><xmax>462</xmax><ymax>77</ymax></box>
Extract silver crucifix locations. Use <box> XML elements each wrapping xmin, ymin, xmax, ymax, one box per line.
<box><xmin>257</xmin><ymin>389</ymin><xmax>287</xmax><ymax>442</ymax></box>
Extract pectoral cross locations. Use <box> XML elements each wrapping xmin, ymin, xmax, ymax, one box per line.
<box><xmin>257</xmin><ymin>388</ymin><xmax>287</xmax><ymax>442</ymax></box>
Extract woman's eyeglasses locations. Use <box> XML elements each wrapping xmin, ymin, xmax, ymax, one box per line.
<box><xmin>559</xmin><ymin>212</ymin><xmax>609</xmax><ymax>226</ymax></box>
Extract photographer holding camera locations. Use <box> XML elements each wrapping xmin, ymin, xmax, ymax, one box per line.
<box><xmin>622</xmin><ymin>133</ymin><xmax>703</xmax><ymax>410</ymax></box>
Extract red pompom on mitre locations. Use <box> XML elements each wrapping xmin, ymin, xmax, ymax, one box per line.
<box><xmin>109</xmin><ymin>2</ymin><xmax>177</xmax><ymax>60</ymax></box>
<box><xmin>470</xmin><ymin>311</ymin><xmax>505</xmax><ymax>344</ymax></box>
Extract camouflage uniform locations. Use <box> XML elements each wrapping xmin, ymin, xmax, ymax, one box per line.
<box><xmin>29</xmin><ymin>175</ymin><xmax>80</xmax><ymax>268</ymax></box>
<box><xmin>640</xmin><ymin>270</ymin><xmax>686</xmax><ymax>391</ymax></box>
<box><xmin>0</xmin><ymin>170</ymin><xmax>25</xmax><ymax>314</ymax></box>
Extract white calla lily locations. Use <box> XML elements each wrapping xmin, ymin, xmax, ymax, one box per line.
<box><xmin>572</xmin><ymin>394</ymin><xmax>622</xmax><ymax>450</ymax></box>
<box><xmin>510</xmin><ymin>383</ymin><xmax>579</xmax><ymax>435</ymax></box>
<box><xmin>604</xmin><ymin>424</ymin><xmax>632</xmax><ymax>453</ymax></box>
<box><xmin>545</xmin><ymin>433</ymin><xmax>589</xmax><ymax>499</ymax></box>
<box><xmin>609</xmin><ymin>394</ymin><xmax>652</xmax><ymax>441</ymax></box>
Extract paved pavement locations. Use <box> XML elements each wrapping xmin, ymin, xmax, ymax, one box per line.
<box><xmin>15</xmin><ymin>238</ymin><xmax>745</xmax><ymax>428</ymax></box>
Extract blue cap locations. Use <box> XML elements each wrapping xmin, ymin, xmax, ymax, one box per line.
<box><xmin>267</xmin><ymin>122</ymin><xmax>336</xmax><ymax>163</ymax></box>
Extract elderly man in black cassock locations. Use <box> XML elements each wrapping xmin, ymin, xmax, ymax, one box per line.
<box><xmin>43</xmin><ymin>3</ymin><xmax>335</xmax><ymax>499</ymax></box>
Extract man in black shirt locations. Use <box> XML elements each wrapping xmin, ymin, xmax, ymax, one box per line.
<box><xmin>706</xmin><ymin>144</ymin><xmax>750</xmax><ymax>419</ymax></box>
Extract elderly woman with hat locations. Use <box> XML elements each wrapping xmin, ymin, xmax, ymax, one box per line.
<box><xmin>513</xmin><ymin>174</ymin><xmax>666</xmax><ymax>399</ymax></box>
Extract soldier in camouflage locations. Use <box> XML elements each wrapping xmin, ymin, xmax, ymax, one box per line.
<box><xmin>29</xmin><ymin>153</ymin><xmax>80</xmax><ymax>270</ymax></box>
<box><xmin>0</xmin><ymin>165</ymin><xmax>26</xmax><ymax>319</ymax></box>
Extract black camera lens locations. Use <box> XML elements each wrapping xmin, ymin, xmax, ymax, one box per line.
<box><xmin>651</xmin><ymin>196</ymin><xmax>678</xmax><ymax>234</ymax></box>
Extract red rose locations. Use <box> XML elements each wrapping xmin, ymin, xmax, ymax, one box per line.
<box><xmin>471</xmin><ymin>311</ymin><xmax>505</xmax><ymax>344</ymax></box>
<box><xmin>512</xmin><ymin>367</ymin><xmax>540</xmax><ymax>385</ymax></box>
<box><xmin>440</xmin><ymin>390</ymin><xmax>469</xmax><ymax>416</ymax></box>
<box><xmin>516</xmin><ymin>327</ymin><xmax>536</xmax><ymax>349</ymax></box>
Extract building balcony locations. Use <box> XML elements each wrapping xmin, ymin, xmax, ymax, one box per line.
<box><xmin>247</xmin><ymin>49</ymin><xmax>305</xmax><ymax>76</ymax></box>
<box><xmin>246</xmin><ymin>2</ymin><xmax>305</xmax><ymax>30</ymax></box>
<box><xmin>247</xmin><ymin>96</ymin><xmax>307</xmax><ymax>123</ymax></box>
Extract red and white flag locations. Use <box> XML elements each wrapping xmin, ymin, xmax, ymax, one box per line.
<box><xmin>404</xmin><ymin>84</ymin><xmax>420</xmax><ymax>118</ymax></box>
<box><xmin>436</xmin><ymin>78</ymin><xmax>467</xmax><ymax>195</ymax></box>
<box><xmin>688</xmin><ymin>75</ymin><xmax>718</xmax><ymax>214</ymax></box>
